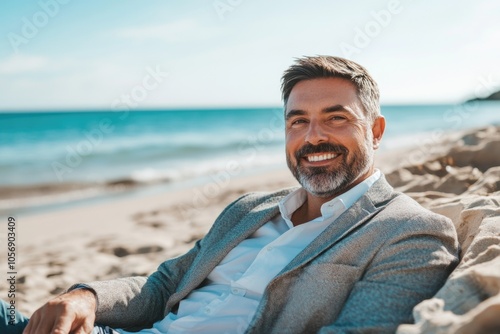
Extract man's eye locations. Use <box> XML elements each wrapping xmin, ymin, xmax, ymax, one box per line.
<box><xmin>330</xmin><ymin>116</ymin><xmax>346</xmax><ymax>121</ymax></box>
<box><xmin>291</xmin><ymin>119</ymin><xmax>307</xmax><ymax>125</ymax></box>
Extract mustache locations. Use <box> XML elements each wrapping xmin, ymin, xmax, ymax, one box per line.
<box><xmin>295</xmin><ymin>143</ymin><xmax>348</xmax><ymax>160</ymax></box>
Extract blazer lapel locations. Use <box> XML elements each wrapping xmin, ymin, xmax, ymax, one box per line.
<box><xmin>201</xmin><ymin>201</ymin><xmax>281</xmax><ymax>268</ymax></box>
<box><xmin>278</xmin><ymin>176</ymin><xmax>396</xmax><ymax>277</ymax></box>
<box><xmin>173</xmin><ymin>198</ymin><xmax>282</xmax><ymax>297</ymax></box>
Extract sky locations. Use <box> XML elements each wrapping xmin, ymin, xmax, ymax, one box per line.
<box><xmin>0</xmin><ymin>0</ymin><xmax>499</xmax><ymax>111</ymax></box>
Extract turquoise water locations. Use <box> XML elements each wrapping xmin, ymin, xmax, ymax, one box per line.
<box><xmin>0</xmin><ymin>108</ymin><xmax>286</xmax><ymax>186</ymax></box>
<box><xmin>1</xmin><ymin>103</ymin><xmax>499</xmax><ymax>211</ymax></box>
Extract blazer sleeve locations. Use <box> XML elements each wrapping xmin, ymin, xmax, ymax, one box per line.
<box><xmin>68</xmin><ymin>193</ymin><xmax>250</xmax><ymax>330</ymax></box>
<box><xmin>66</xmin><ymin>239</ymin><xmax>201</xmax><ymax>329</ymax></box>
<box><xmin>318</xmin><ymin>211</ymin><xmax>459</xmax><ymax>334</ymax></box>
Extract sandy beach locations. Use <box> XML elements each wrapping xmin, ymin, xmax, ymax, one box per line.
<box><xmin>1</xmin><ymin>125</ymin><xmax>499</xmax><ymax>332</ymax></box>
<box><xmin>2</xmin><ymin>168</ymin><xmax>300</xmax><ymax>316</ymax></box>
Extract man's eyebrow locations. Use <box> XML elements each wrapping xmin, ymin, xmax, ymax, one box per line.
<box><xmin>323</xmin><ymin>104</ymin><xmax>348</xmax><ymax>113</ymax></box>
<box><xmin>285</xmin><ymin>109</ymin><xmax>306</xmax><ymax>120</ymax></box>
<box><xmin>286</xmin><ymin>105</ymin><xmax>350</xmax><ymax>119</ymax></box>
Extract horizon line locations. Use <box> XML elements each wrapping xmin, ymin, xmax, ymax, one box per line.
<box><xmin>2</xmin><ymin>101</ymin><xmax>497</xmax><ymax>114</ymax></box>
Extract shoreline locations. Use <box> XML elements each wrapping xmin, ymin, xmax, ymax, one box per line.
<box><xmin>1</xmin><ymin>163</ymin><xmax>292</xmax><ymax>217</ymax></box>
<box><xmin>0</xmin><ymin>118</ymin><xmax>495</xmax><ymax>215</ymax></box>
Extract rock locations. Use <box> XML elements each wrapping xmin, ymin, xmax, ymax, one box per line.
<box><xmin>405</xmin><ymin>191</ymin><xmax>455</xmax><ymax>207</ymax></box>
<box><xmin>386</xmin><ymin>168</ymin><xmax>415</xmax><ymax>188</ymax></box>
<box><xmin>466</xmin><ymin>90</ymin><xmax>500</xmax><ymax>102</ymax></box>
<box><xmin>447</xmin><ymin>138</ymin><xmax>500</xmax><ymax>172</ymax></box>
<box><xmin>405</xmin><ymin>160</ymin><xmax>449</xmax><ymax>177</ymax></box>
<box><xmin>397</xmin><ymin>174</ymin><xmax>441</xmax><ymax>193</ymax></box>
<box><xmin>466</xmin><ymin>167</ymin><xmax>500</xmax><ymax>195</ymax></box>
<box><xmin>434</xmin><ymin>166</ymin><xmax>482</xmax><ymax>194</ymax></box>
<box><xmin>393</xmin><ymin>128</ymin><xmax>500</xmax><ymax>333</ymax></box>
<box><xmin>429</xmin><ymin>195</ymin><xmax>500</xmax><ymax>255</ymax></box>
<box><xmin>397</xmin><ymin>254</ymin><xmax>500</xmax><ymax>334</ymax></box>
<box><xmin>397</xmin><ymin>194</ymin><xmax>500</xmax><ymax>334</ymax></box>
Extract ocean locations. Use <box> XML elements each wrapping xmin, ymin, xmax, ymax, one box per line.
<box><xmin>1</xmin><ymin>103</ymin><xmax>499</xmax><ymax>213</ymax></box>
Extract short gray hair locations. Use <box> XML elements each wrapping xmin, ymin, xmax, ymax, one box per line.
<box><xmin>281</xmin><ymin>55</ymin><xmax>380</xmax><ymax>122</ymax></box>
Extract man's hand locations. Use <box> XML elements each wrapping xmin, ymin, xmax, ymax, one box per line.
<box><xmin>23</xmin><ymin>288</ymin><xmax>97</xmax><ymax>334</ymax></box>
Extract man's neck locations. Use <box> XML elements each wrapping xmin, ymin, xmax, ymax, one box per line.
<box><xmin>291</xmin><ymin>167</ymin><xmax>376</xmax><ymax>226</ymax></box>
<box><xmin>290</xmin><ymin>197</ymin><xmax>323</xmax><ymax>226</ymax></box>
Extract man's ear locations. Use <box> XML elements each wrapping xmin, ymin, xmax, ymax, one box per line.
<box><xmin>371</xmin><ymin>116</ymin><xmax>385</xmax><ymax>150</ymax></box>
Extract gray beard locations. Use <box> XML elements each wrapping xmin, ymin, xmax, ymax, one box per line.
<box><xmin>287</xmin><ymin>135</ymin><xmax>374</xmax><ymax>198</ymax></box>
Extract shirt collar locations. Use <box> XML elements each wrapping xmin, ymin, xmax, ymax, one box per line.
<box><xmin>279</xmin><ymin>169</ymin><xmax>381</xmax><ymax>228</ymax></box>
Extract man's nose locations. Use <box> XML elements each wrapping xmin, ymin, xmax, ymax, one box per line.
<box><xmin>305</xmin><ymin>121</ymin><xmax>328</xmax><ymax>145</ymax></box>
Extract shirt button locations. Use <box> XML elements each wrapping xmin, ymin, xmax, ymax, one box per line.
<box><xmin>267</xmin><ymin>246</ymin><xmax>274</xmax><ymax>251</ymax></box>
<box><xmin>231</xmin><ymin>288</ymin><xmax>239</xmax><ymax>294</ymax></box>
<box><xmin>204</xmin><ymin>307</ymin><xmax>211</xmax><ymax>314</ymax></box>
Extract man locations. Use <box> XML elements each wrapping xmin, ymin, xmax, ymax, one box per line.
<box><xmin>3</xmin><ymin>56</ymin><xmax>459</xmax><ymax>334</ymax></box>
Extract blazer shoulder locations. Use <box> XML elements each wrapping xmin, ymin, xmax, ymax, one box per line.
<box><xmin>202</xmin><ymin>186</ymin><xmax>298</xmax><ymax>237</ymax></box>
<box><xmin>383</xmin><ymin>191</ymin><xmax>457</xmax><ymax>238</ymax></box>
<box><xmin>223</xmin><ymin>186</ymin><xmax>298</xmax><ymax>212</ymax></box>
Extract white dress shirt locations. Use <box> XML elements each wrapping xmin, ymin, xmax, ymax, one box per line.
<box><xmin>117</xmin><ymin>170</ymin><xmax>381</xmax><ymax>334</ymax></box>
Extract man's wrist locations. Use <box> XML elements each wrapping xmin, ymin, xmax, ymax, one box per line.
<box><xmin>67</xmin><ymin>283</ymin><xmax>99</xmax><ymax>312</ymax></box>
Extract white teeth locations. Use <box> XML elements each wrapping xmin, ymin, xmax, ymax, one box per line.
<box><xmin>307</xmin><ymin>153</ymin><xmax>337</xmax><ymax>162</ymax></box>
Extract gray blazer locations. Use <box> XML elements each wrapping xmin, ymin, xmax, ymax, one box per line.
<box><xmin>80</xmin><ymin>176</ymin><xmax>459</xmax><ymax>333</ymax></box>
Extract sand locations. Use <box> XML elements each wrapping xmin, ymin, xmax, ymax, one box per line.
<box><xmin>1</xmin><ymin>126</ymin><xmax>499</xmax><ymax>333</ymax></box>
<box><xmin>1</xmin><ymin>169</ymin><xmax>300</xmax><ymax>316</ymax></box>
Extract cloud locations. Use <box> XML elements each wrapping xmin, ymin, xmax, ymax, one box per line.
<box><xmin>0</xmin><ymin>54</ymin><xmax>49</xmax><ymax>74</ymax></box>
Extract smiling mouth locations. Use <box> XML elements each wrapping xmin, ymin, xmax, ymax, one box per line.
<box><xmin>305</xmin><ymin>153</ymin><xmax>339</xmax><ymax>162</ymax></box>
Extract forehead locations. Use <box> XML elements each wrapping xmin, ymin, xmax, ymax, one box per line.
<box><xmin>285</xmin><ymin>77</ymin><xmax>363</xmax><ymax>115</ymax></box>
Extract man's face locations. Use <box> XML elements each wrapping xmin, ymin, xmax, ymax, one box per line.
<box><xmin>285</xmin><ymin>77</ymin><xmax>384</xmax><ymax>198</ymax></box>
